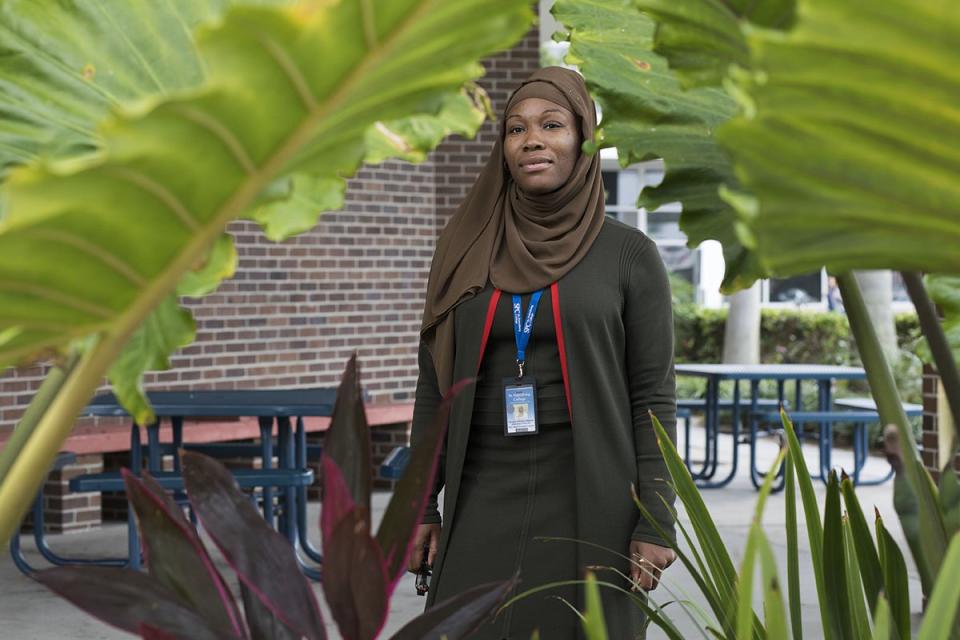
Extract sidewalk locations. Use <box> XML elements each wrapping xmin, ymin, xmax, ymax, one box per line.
<box><xmin>1</xmin><ymin>423</ymin><xmax>921</xmax><ymax>639</ymax></box>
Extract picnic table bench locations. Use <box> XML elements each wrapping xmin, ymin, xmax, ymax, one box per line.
<box><xmin>752</xmin><ymin>397</ymin><xmax>922</xmax><ymax>486</ymax></box>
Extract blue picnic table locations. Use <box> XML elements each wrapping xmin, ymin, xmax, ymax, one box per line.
<box><xmin>13</xmin><ymin>389</ymin><xmax>339</xmax><ymax>580</ymax></box>
<box><xmin>675</xmin><ymin>363</ymin><xmax>868</xmax><ymax>489</ymax></box>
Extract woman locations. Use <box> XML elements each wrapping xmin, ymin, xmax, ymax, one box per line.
<box><xmin>407</xmin><ymin>67</ymin><xmax>677</xmax><ymax>639</ymax></box>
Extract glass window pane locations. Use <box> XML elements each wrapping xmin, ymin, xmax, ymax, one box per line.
<box><xmin>602</xmin><ymin>170</ymin><xmax>618</xmax><ymax>206</ymax></box>
<box><xmin>769</xmin><ymin>272</ymin><xmax>823</xmax><ymax>304</ymax></box>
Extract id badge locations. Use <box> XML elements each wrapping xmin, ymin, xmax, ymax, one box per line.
<box><xmin>503</xmin><ymin>376</ymin><xmax>538</xmax><ymax>436</ymax></box>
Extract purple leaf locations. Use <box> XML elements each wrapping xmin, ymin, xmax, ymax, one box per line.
<box><xmin>375</xmin><ymin>378</ymin><xmax>471</xmax><ymax>592</ymax></box>
<box><xmin>321</xmin><ymin>505</ymin><xmax>389</xmax><ymax>640</ymax></box>
<box><xmin>180</xmin><ymin>451</ymin><xmax>326</xmax><ymax>640</ymax></box>
<box><xmin>139</xmin><ymin>471</ymin><xmax>192</xmax><ymax>529</ymax></box>
<box><xmin>240</xmin><ymin>582</ymin><xmax>305</xmax><ymax>640</ymax></box>
<box><xmin>122</xmin><ymin>469</ymin><xmax>245</xmax><ymax>639</ymax></box>
<box><xmin>323</xmin><ymin>355</ymin><xmax>372</xmax><ymax>514</ymax></box>
<box><xmin>320</xmin><ymin>455</ymin><xmax>357</xmax><ymax>543</ymax></box>
<box><xmin>35</xmin><ymin>566</ymin><xmax>225</xmax><ymax>640</ymax></box>
<box><xmin>387</xmin><ymin>578</ymin><xmax>516</xmax><ymax>640</ymax></box>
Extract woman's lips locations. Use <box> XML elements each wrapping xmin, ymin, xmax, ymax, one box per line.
<box><xmin>521</xmin><ymin>160</ymin><xmax>552</xmax><ymax>173</ymax></box>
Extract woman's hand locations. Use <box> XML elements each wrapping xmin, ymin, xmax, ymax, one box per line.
<box><xmin>407</xmin><ymin>523</ymin><xmax>442</xmax><ymax>573</ymax></box>
<box><xmin>629</xmin><ymin>540</ymin><xmax>676</xmax><ymax>591</ymax></box>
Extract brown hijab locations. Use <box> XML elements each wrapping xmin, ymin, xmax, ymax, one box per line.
<box><xmin>421</xmin><ymin>67</ymin><xmax>605</xmax><ymax>392</ymax></box>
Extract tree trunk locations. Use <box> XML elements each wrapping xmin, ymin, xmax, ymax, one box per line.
<box><xmin>722</xmin><ymin>281</ymin><xmax>761</xmax><ymax>364</ymax></box>
<box><xmin>854</xmin><ymin>270</ymin><xmax>898</xmax><ymax>363</ymax></box>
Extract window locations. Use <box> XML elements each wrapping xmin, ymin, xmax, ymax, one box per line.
<box><xmin>765</xmin><ymin>272</ymin><xmax>825</xmax><ymax>306</ymax></box>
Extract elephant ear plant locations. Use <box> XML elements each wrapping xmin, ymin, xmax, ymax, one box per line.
<box><xmin>34</xmin><ymin>358</ymin><xmax>511</xmax><ymax>640</ymax></box>
<box><xmin>554</xmin><ymin>0</ymin><xmax>960</xmax><ymax>613</ymax></box>
<box><xmin>0</xmin><ymin>0</ymin><xmax>534</xmax><ymax>544</ymax></box>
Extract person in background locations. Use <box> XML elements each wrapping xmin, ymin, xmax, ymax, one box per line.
<box><xmin>827</xmin><ymin>275</ymin><xmax>845</xmax><ymax>313</ymax></box>
<box><xmin>407</xmin><ymin>66</ymin><xmax>677</xmax><ymax>639</ymax></box>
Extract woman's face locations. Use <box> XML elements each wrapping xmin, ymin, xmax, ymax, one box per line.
<box><xmin>503</xmin><ymin>97</ymin><xmax>580</xmax><ymax>195</ymax></box>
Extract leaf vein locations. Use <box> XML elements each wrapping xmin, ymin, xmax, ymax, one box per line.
<box><xmin>258</xmin><ymin>36</ymin><xmax>318</xmax><ymax>110</ymax></box>
<box><xmin>105</xmin><ymin>167</ymin><xmax>200</xmax><ymax>231</ymax></box>
<box><xmin>25</xmin><ymin>229</ymin><xmax>148</xmax><ymax>287</ymax></box>
<box><xmin>89</xmin><ymin>0</ymin><xmax>169</xmax><ymax>94</ymax></box>
<box><xmin>170</xmin><ymin>105</ymin><xmax>258</xmax><ymax>175</ymax></box>
<box><xmin>0</xmin><ymin>283</ymin><xmax>113</xmax><ymax>320</ymax></box>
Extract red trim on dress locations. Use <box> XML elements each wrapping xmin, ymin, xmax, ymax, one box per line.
<box><xmin>476</xmin><ymin>289</ymin><xmax>501</xmax><ymax>373</ymax></box>
<box><xmin>551</xmin><ymin>281</ymin><xmax>573</xmax><ymax>421</ymax></box>
<box><xmin>476</xmin><ymin>285</ymin><xmax>572</xmax><ymax>423</ymax></box>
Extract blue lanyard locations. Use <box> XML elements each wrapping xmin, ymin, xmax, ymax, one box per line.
<box><xmin>512</xmin><ymin>290</ymin><xmax>543</xmax><ymax>378</ymax></box>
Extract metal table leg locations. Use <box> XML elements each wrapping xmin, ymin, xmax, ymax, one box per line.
<box><xmin>295</xmin><ymin>417</ymin><xmax>323</xmax><ymax>564</ymax></box>
<box><xmin>277</xmin><ymin>416</ymin><xmax>296</xmax><ymax>542</ymax></box>
<box><xmin>698</xmin><ymin>377</ymin><xmax>720</xmax><ymax>480</ymax></box>
<box><xmin>698</xmin><ymin>377</ymin><xmax>743</xmax><ymax>489</ymax></box>
<box><xmin>258</xmin><ymin>417</ymin><xmax>275</xmax><ymax>528</ymax></box>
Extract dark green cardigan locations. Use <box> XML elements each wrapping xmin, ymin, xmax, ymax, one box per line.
<box><xmin>412</xmin><ymin>218</ymin><xmax>677</xmax><ymax>631</ymax></box>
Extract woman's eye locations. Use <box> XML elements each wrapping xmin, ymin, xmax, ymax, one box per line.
<box><xmin>509</xmin><ymin>126</ymin><xmax>524</xmax><ymax>135</ymax></box>
<box><xmin>544</xmin><ymin>122</ymin><xmax>563</xmax><ymax>129</ymax></box>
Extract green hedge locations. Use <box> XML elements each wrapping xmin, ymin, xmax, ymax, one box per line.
<box><xmin>674</xmin><ymin>306</ymin><xmax>920</xmax><ymax>367</ymax></box>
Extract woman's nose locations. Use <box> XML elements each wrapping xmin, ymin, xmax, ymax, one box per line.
<box><xmin>522</xmin><ymin>135</ymin><xmax>544</xmax><ymax>151</ymax></box>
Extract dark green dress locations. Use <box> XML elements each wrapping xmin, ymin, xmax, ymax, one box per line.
<box><xmin>413</xmin><ymin>219</ymin><xmax>676</xmax><ymax>639</ymax></box>
<box><xmin>435</xmin><ymin>287</ymin><xmax>579</xmax><ymax>639</ymax></box>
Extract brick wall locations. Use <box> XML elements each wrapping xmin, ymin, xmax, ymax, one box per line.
<box><xmin>4</xmin><ymin>27</ymin><xmax>541</xmax><ymax>527</ymax></box>
<box><xmin>922</xmin><ymin>364</ymin><xmax>938</xmax><ymax>475</ymax></box>
<box><xmin>19</xmin><ymin>455</ymin><xmax>103</xmax><ymax>534</ymax></box>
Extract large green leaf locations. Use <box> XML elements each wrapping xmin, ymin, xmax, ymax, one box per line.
<box><xmin>735</xmin><ymin>448</ymin><xmax>785</xmax><ymax>640</ymax></box>
<box><xmin>365</xmin><ymin>88</ymin><xmax>488</xmax><ymax>165</ymax></box>
<box><xmin>781</xmin><ymin>410</ymin><xmax>836</xmax><ymax>637</ymax></box>
<box><xmin>552</xmin><ymin>0</ymin><xmax>764</xmax><ymax>292</ymax></box>
<box><xmin>634</xmin><ymin>0</ymin><xmax>795</xmax><ymax>88</ymax></box>
<box><xmin>580</xmin><ymin>572</ymin><xmax>610</xmax><ymax>640</ymax></box>
<box><xmin>871</xmin><ymin>595</ymin><xmax>892</xmax><ymax>640</ymax></box>
<box><xmin>840</xmin><ymin>476</ymin><xmax>884</xmax><ymax>618</ymax></box>
<box><xmin>784</xmin><ymin>455</ymin><xmax>803</xmax><ymax>640</ymax></box>
<box><xmin>649</xmin><ymin>414</ymin><xmax>738</xmax><ymax>637</ymax></box>
<box><xmin>757</xmin><ymin>530</ymin><xmax>788</xmax><ymax>640</ymax></box>
<box><xmin>917</xmin><ymin>532</ymin><xmax>960</xmax><ymax>640</ymax></box>
<box><xmin>0</xmin><ymin>0</ymin><xmax>247</xmax><ymax>174</ymax></box>
<box><xmin>941</xmin><ymin>467</ymin><xmax>960</xmax><ymax>538</ymax></box>
<box><xmin>719</xmin><ymin>0</ymin><xmax>960</xmax><ymax>278</ymax></box>
<box><xmin>0</xmin><ymin>0</ymin><xmax>526</xmax><ymax>425</ymax></box>
<box><xmin>0</xmin><ymin>0</ymin><xmax>534</xmax><ymax>544</ymax></box>
<box><xmin>876</xmin><ymin>514</ymin><xmax>912</xmax><ymax>640</ymax></box>
<box><xmin>841</xmin><ymin>517</ymin><xmax>872</xmax><ymax>640</ymax></box>
<box><xmin>0</xmin><ymin>0</ymin><xmax>266</xmax><ymax>426</ymax></box>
